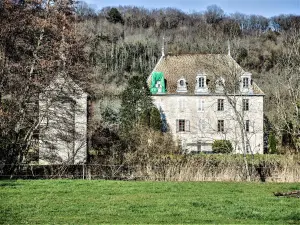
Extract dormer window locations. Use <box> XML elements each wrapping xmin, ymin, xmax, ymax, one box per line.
<box><xmin>195</xmin><ymin>74</ymin><xmax>208</xmax><ymax>94</ymax></box>
<box><xmin>199</xmin><ymin>77</ymin><xmax>205</xmax><ymax>88</ymax></box>
<box><xmin>240</xmin><ymin>72</ymin><xmax>253</xmax><ymax>94</ymax></box>
<box><xmin>156</xmin><ymin>81</ymin><xmax>162</xmax><ymax>93</ymax></box>
<box><xmin>243</xmin><ymin>77</ymin><xmax>249</xmax><ymax>88</ymax></box>
<box><xmin>177</xmin><ymin>78</ymin><xmax>187</xmax><ymax>93</ymax></box>
<box><xmin>150</xmin><ymin>71</ymin><xmax>166</xmax><ymax>94</ymax></box>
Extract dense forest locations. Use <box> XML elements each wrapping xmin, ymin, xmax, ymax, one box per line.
<box><xmin>0</xmin><ymin>0</ymin><xmax>299</xmax><ymax>177</ymax></box>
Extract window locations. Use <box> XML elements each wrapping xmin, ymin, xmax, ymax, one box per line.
<box><xmin>198</xmin><ymin>99</ymin><xmax>204</xmax><ymax>112</ymax></box>
<box><xmin>156</xmin><ymin>81</ymin><xmax>161</xmax><ymax>88</ymax></box>
<box><xmin>176</xmin><ymin>119</ymin><xmax>190</xmax><ymax>132</ymax></box>
<box><xmin>179</xmin><ymin>98</ymin><xmax>185</xmax><ymax>112</ymax></box>
<box><xmin>179</xmin><ymin>80</ymin><xmax>185</xmax><ymax>86</ymax></box>
<box><xmin>243</xmin><ymin>99</ymin><xmax>249</xmax><ymax>111</ymax></box>
<box><xmin>217</xmin><ymin>99</ymin><xmax>224</xmax><ymax>111</ymax></box>
<box><xmin>179</xmin><ymin>120</ymin><xmax>185</xmax><ymax>131</ymax></box>
<box><xmin>177</xmin><ymin>78</ymin><xmax>187</xmax><ymax>93</ymax></box>
<box><xmin>218</xmin><ymin>120</ymin><xmax>224</xmax><ymax>132</ymax></box>
<box><xmin>199</xmin><ymin>77</ymin><xmax>205</xmax><ymax>88</ymax></box>
<box><xmin>246</xmin><ymin>142</ymin><xmax>250</xmax><ymax>153</ymax></box>
<box><xmin>245</xmin><ymin>120</ymin><xmax>250</xmax><ymax>132</ymax></box>
<box><xmin>243</xmin><ymin>77</ymin><xmax>249</xmax><ymax>88</ymax></box>
<box><xmin>199</xmin><ymin>119</ymin><xmax>206</xmax><ymax>131</ymax></box>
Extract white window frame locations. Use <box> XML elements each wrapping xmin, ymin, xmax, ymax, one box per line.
<box><xmin>198</xmin><ymin>99</ymin><xmax>204</xmax><ymax>112</ymax></box>
<box><xmin>218</xmin><ymin>120</ymin><xmax>224</xmax><ymax>132</ymax></box>
<box><xmin>198</xmin><ymin>119</ymin><xmax>206</xmax><ymax>131</ymax></box>
<box><xmin>199</xmin><ymin>77</ymin><xmax>205</xmax><ymax>88</ymax></box>
<box><xmin>179</xmin><ymin>98</ymin><xmax>185</xmax><ymax>112</ymax></box>
<box><xmin>243</xmin><ymin>77</ymin><xmax>249</xmax><ymax>88</ymax></box>
<box><xmin>217</xmin><ymin>99</ymin><xmax>224</xmax><ymax>111</ymax></box>
<box><xmin>243</xmin><ymin>99</ymin><xmax>249</xmax><ymax>111</ymax></box>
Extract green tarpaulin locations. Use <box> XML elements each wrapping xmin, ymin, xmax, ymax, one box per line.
<box><xmin>150</xmin><ymin>72</ymin><xmax>166</xmax><ymax>94</ymax></box>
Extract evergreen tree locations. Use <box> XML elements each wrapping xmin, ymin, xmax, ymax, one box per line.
<box><xmin>140</xmin><ymin>107</ymin><xmax>162</xmax><ymax>131</ymax></box>
<box><xmin>107</xmin><ymin>8</ymin><xmax>124</xmax><ymax>24</ymax></box>
<box><xmin>120</xmin><ymin>76</ymin><xmax>153</xmax><ymax>133</ymax></box>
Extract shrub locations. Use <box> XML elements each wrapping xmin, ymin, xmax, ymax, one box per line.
<box><xmin>212</xmin><ymin>140</ymin><xmax>233</xmax><ymax>153</ymax></box>
<box><xmin>268</xmin><ymin>131</ymin><xmax>277</xmax><ymax>154</ymax></box>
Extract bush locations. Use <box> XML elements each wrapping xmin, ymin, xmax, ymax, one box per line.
<box><xmin>268</xmin><ymin>131</ymin><xmax>277</xmax><ymax>154</ymax></box>
<box><xmin>212</xmin><ymin>140</ymin><xmax>233</xmax><ymax>153</ymax></box>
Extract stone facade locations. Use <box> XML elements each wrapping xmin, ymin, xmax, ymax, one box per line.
<box><xmin>39</xmin><ymin>74</ymin><xmax>87</xmax><ymax>164</ymax></box>
<box><xmin>148</xmin><ymin>53</ymin><xmax>265</xmax><ymax>154</ymax></box>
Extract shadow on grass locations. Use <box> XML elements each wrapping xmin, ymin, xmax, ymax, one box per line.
<box><xmin>0</xmin><ymin>180</ymin><xmax>21</xmax><ymax>188</ymax></box>
<box><xmin>284</xmin><ymin>212</ymin><xmax>300</xmax><ymax>224</ymax></box>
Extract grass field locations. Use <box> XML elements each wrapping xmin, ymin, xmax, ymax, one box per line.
<box><xmin>1</xmin><ymin>180</ymin><xmax>300</xmax><ymax>224</ymax></box>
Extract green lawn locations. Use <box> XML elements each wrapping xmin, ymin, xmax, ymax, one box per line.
<box><xmin>0</xmin><ymin>180</ymin><xmax>299</xmax><ymax>224</ymax></box>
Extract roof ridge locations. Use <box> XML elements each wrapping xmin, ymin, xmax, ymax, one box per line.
<box><xmin>166</xmin><ymin>53</ymin><xmax>227</xmax><ymax>56</ymax></box>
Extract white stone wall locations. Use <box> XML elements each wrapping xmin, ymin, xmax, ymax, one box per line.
<box><xmin>39</xmin><ymin>76</ymin><xmax>87</xmax><ymax>165</ymax></box>
<box><xmin>153</xmin><ymin>95</ymin><xmax>264</xmax><ymax>154</ymax></box>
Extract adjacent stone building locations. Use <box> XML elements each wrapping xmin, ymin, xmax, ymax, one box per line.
<box><xmin>39</xmin><ymin>74</ymin><xmax>87</xmax><ymax>164</ymax></box>
<box><xmin>148</xmin><ymin>51</ymin><xmax>265</xmax><ymax>154</ymax></box>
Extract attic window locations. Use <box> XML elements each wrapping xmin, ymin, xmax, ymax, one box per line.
<box><xmin>243</xmin><ymin>77</ymin><xmax>249</xmax><ymax>88</ymax></box>
<box><xmin>195</xmin><ymin>74</ymin><xmax>208</xmax><ymax>94</ymax></box>
<box><xmin>240</xmin><ymin>72</ymin><xmax>253</xmax><ymax>94</ymax></box>
<box><xmin>199</xmin><ymin>77</ymin><xmax>205</xmax><ymax>88</ymax></box>
<box><xmin>177</xmin><ymin>78</ymin><xmax>187</xmax><ymax>93</ymax></box>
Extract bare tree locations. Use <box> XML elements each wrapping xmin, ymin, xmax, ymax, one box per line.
<box><xmin>0</xmin><ymin>0</ymin><xmax>90</xmax><ymax>176</ymax></box>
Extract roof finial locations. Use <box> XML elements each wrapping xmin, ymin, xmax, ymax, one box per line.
<box><xmin>162</xmin><ymin>36</ymin><xmax>165</xmax><ymax>57</ymax></box>
<box><xmin>227</xmin><ymin>40</ymin><xmax>231</xmax><ymax>56</ymax></box>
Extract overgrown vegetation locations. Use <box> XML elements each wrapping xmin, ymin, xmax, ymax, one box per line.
<box><xmin>212</xmin><ymin>140</ymin><xmax>233</xmax><ymax>153</ymax></box>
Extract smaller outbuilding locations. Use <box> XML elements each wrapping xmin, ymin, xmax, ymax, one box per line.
<box><xmin>39</xmin><ymin>74</ymin><xmax>87</xmax><ymax>165</ymax></box>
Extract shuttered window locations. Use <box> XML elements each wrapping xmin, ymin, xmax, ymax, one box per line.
<box><xmin>176</xmin><ymin>119</ymin><xmax>190</xmax><ymax>132</ymax></box>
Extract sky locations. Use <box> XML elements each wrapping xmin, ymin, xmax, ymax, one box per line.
<box><xmin>84</xmin><ymin>0</ymin><xmax>300</xmax><ymax>18</ymax></box>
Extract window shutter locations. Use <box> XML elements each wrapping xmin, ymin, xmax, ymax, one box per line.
<box><xmin>176</xmin><ymin>119</ymin><xmax>179</xmax><ymax>132</ymax></box>
<box><xmin>186</xmin><ymin>120</ymin><xmax>190</xmax><ymax>132</ymax></box>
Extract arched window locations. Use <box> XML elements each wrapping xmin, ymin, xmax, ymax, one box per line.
<box><xmin>177</xmin><ymin>78</ymin><xmax>187</xmax><ymax>93</ymax></box>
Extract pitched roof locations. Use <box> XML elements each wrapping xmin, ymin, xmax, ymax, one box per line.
<box><xmin>149</xmin><ymin>53</ymin><xmax>263</xmax><ymax>95</ymax></box>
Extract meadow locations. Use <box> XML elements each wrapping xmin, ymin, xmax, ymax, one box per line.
<box><xmin>0</xmin><ymin>180</ymin><xmax>299</xmax><ymax>224</ymax></box>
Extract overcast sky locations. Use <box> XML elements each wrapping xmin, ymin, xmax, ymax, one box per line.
<box><xmin>84</xmin><ymin>0</ymin><xmax>300</xmax><ymax>18</ymax></box>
